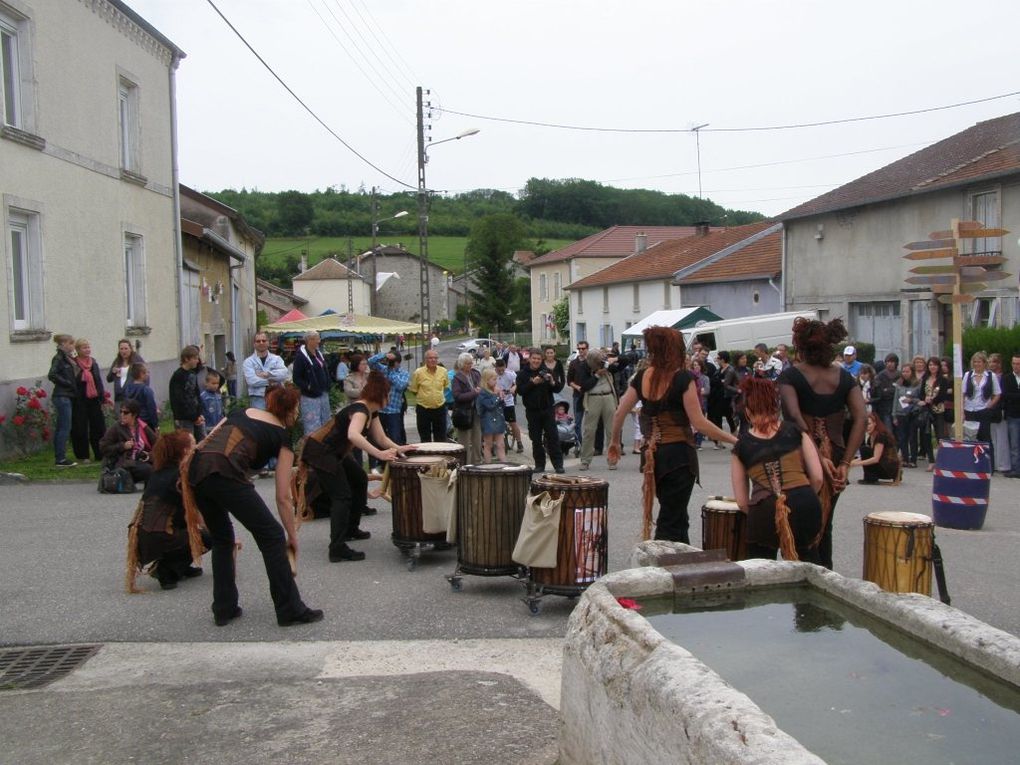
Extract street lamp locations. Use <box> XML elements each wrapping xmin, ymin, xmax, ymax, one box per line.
<box><xmin>369</xmin><ymin>209</ymin><xmax>408</xmax><ymax>316</ymax></box>
<box><xmin>416</xmin><ymin>84</ymin><xmax>479</xmax><ymax>352</ymax></box>
<box><xmin>691</xmin><ymin>123</ymin><xmax>709</xmax><ymax>198</ymax></box>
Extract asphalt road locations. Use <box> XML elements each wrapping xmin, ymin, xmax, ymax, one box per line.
<box><xmin>3</xmin><ymin>426</ymin><xmax>1019</xmax><ymax>645</ymax></box>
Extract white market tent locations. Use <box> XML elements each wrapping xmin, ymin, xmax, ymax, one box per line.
<box><xmin>263</xmin><ymin>313</ymin><xmax>420</xmax><ymax>337</ymax></box>
<box><xmin>621</xmin><ymin>307</ymin><xmax>722</xmax><ymax>338</ymax></box>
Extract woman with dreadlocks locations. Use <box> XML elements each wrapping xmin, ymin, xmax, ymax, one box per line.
<box><xmin>731</xmin><ymin>377</ymin><xmax>824</xmax><ymax>562</ymax></box>
<box><xmin>778</xmin><ymin>317</ymin><xmax>866</xmax><ymax>569</ymax></box>
<box><xmin>608</xmin><ymin>326</ymin><xmax>737</xmax><ymax>543</ymax></box>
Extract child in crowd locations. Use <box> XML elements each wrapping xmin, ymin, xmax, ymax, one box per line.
<box><xmin>122</xmin><ymin>362</ymin><xmax>159</xmax><ymax>430</ymax></box>
<box><xmin>169</xmin><ymin>345</ymin><xmax>205</xmax><ymax>441</ymax></box>
<box><xmin>476</xmin><ymin>367</ymin><xmax>506</xmax><ymax>463</ymax></box>
<box><xmin>200</xmin><ymin>369</ymin><xmax>225</xmax><ymax>428</ymax></box>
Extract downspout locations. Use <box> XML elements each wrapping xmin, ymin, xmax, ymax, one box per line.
<box><xmin>169</xmin><ymin>52</ymin><xmax>185</xmax><ymax>346</ymax></box>
<box><xmin>778</xmin><ymin>223</ymin><xmax>787</xmax><ymax>310</ymax></box>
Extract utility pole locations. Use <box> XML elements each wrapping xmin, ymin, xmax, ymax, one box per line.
<box><xmin>417</xmin><ymin>86</ymin><xmax>432</xmax><ymax>352</ymax></box>
<box><xmin>346</xmin><ymin>236</ymin><xmax>354</xmax><ymax>314</ymax></box>
<box><xmin>370</xmin><ymin>186</ymin><xmax>379</xmax><ymax>317</ymax></box>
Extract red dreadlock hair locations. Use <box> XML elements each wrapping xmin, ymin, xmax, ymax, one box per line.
<box><xmin>643</xmin><ymin>326</ymin><xmax>686</xmax><ymax>400</ymax></box>
<box><xmin>739</xmin><ymin>376</ymin><xmax>781</xmax><ymax>433</ymax></box>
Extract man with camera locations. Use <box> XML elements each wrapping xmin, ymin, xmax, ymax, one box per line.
<box><xmin>516</xmin><ymin>349</ymin><xmax>565</xmax><ymax>474</ymax></box>
<box><xmin>368</xmin><ymin>349</ymin><xmax>410</xmax><ymax>448</ymax></box>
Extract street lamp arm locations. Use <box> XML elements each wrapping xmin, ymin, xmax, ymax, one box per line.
<box><xmin>425</xmin><ymin>128</ymin><xmax>481</xmax><ymax>157</ymax></box>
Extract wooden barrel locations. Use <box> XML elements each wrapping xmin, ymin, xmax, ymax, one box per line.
<box><xmin>700</xmin><ymin>496</ymin><xmax>747</xmax><ymax>561</ymax></box>
<box><xmin>931</xmin><ymin>439</ymin><xmax>991</xmax><ymax>530</ymax></box>
<box><xmin>456</xmin><ymin>463</ymin><xmax>533</xmax><ymax>576</ymax></box>
<box><xmin>390</xmin><ymin>455</ymin><xmax>456</xmax><ymax>546</ymax></box>
<box><xmin>863</xmin><ymin>511</ymin><xmax>934</xmax><ymax>596</ymax></box>
<box><xmin>528</xmin><ymin>475</ymin><xmax>609</xmax><ymax>595</ymax></box>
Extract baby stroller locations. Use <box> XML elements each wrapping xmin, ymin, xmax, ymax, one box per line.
<box><xmin>554</xmin><ymin>400</ymin><xmax>577</xmax><ymax>457</ymax></box>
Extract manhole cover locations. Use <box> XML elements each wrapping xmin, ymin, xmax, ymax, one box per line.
<box><xmin>0</xmin><ymin>644</ymin><xmax>101</xmax><ymax>690</ymax></box>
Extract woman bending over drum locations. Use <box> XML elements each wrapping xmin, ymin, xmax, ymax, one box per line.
<box><xmin>300</xmin><ymin>371</ymin><xmax>411</xmax><ymax>563</ymax></box>
<box><xmin>184</xmin><ymin>384</ymin><xmax>323</xmax><ymax>627</ymax></box>
<box><xmin>731</xmin><ymin>377</ymin><xmax>824</xmax><ymax>563</ymax></box>
<box><xmin>608</xmin><ymin>326</ymin><xmax>737</xmax><ymax>543</ymax></box>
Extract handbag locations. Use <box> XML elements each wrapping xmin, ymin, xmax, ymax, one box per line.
<box><xmin>452</xmin><ymin>404</ymin><xmax>475</xmax><ymax>430</ymax></box>
<box><xmin>99</xmin><ymin>467</ymin><xmax>136</xmax><ymax>494</ymax></box>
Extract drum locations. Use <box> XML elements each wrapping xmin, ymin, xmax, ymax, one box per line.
<box><xmin>407</xmin><ymin>441</ymin><xmax>466</xmax><ymax>464</ymax></box>
<box><xmin>453</xmin><ymin>463</ymin><xmax>533</xmax><ymax>579</ymax></box>
<box><xmin>700</xmin><ymin>496</ymin><xmax>746</xmax><ymax>562</ymax></box>
<box><xmin>862</xmin><ymin>511</ymin><xmax>934</xmax><ymax>596</ymax></box>
<box><xmin>931</xmin><ymin>439</ymin><xmax>991</xmax><ymax>530</ymax></box>
<box><xmin>390</xmin><ymin>455</ymin><xmax>458</xmax><ymax>547</ymax></box>
<box><xmin>527</xmin><ymin>475</ymin><xmax>609</xmax><ymax>597</ymax></box>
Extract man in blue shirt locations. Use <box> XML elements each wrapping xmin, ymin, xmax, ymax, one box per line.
<box><xmin>841</xmin><ymin>345</ymin><xmax>863</xmax><ymax>378</ymax></box>
<box><xmin>368</xmin><ymin>349</ymin><xmax>410</xmax><ymax>447</ymax></box>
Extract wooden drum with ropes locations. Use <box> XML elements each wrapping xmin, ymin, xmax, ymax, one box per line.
<box><xmin>390</xmin><ymin>454</ymin><xmax>459</xmax><ymax>548</ymax></box>
<box><xmin>862</xmin><ymin>511</ymin><xmax>934</xmax><ymax>596</ymax></box>
<box><xmin>701</xmin><ymin>496</ymin><xmax>747</xmax><ymax>562</ymax></box>
<box><xmin>455</xmin><ymin>463</ymin><xmax>533</xmax><ymax>577</ymax></box>
<box><xmin>527</xmin><ymin>474</ymin><xmax>609</xmax><ymax>596</ymax></box>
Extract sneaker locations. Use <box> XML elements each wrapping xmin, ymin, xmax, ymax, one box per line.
<box><xmin>213</xmin><ymin>606</ymin><xmax>243</xmax><ymax>627</ymax></box>
<box><xmin>346</xmin><ymin>529</ymin><xmax>371</xmax><ymax>541</ymax></box>
<box><xmin>516</xmin><ymin>443</ymin><xmax>524</xmax><ymax>454</ymax></box>
<box><xmin>579</xmin><ymin>463</ymin><xmax>590</xmax><ymax>471</ymax></box>
<box><xmin>608</xmin><ymin>463</ymin><xmax>618</xmax><ymax>471</ymax></box>
<box><xmin>80</xmin><ymin>458</ymin><xmax>92</xmax><ymax>465</ymax></box>
<box><xmin>554</xmin><ymin>467</ymin><xmax>566</xmax><ymax>474</ymax></box>
<box><xmin>55</xmin><ymin>459</ymin><xmax>77</xmax><ymax>468</ymax></box>
<box><xmin>278</xmin><ymin>608</ymin><xmax>324</xmax><ymax>627</ymax></box>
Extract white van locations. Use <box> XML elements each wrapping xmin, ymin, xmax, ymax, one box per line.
<box><xmin>684</xmin><ymin>310</ymin><xmax>818</xmax><ymax>353</ymax></box>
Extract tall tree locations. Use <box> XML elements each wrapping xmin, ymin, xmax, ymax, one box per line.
<box><xmin>465</xmin><ymin>214</ymin><xmax>525</xmax><ymax>335</ymax></box>
<box><xmin>276</xmin><ymin>190</ymin><xmax>315</xmax><ymax>236</ymax></box>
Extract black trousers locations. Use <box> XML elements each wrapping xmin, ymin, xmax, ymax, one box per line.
<box><xmin>415</xmin><ymin>405</ymin><xmax>447</xmax><ymax>443</ymax></box>
<box><xmin>193</xmin><ymin>474</ymin><xmax>307</xmax><ymax>622</ymax></box>
<box><xmin>315</xmin><ymin>457</ymin><xmax>368</xmax><ymax>556</ymax></box>
<box><xmin>525</xmin><ymin>407</ymin><xmax>563</xmax><ymax>472</ymax></box>
<box><xmin>71</xmin><ymin>397</ymin><xmax>105</xmax><ymax>460</ymax></box>
<box><xmin>652</xmin><ymin>455</ymin><xmax>696</xmax><ymax>544</ymax></box>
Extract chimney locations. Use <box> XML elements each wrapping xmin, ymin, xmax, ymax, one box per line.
<box><xmin>299</xmin><ymin>250</ymin><xmax>308</xmax><ymax>273</ymax></box>
<box><xmin>635</xmin><ymin>232</ymin><xmax>647</xmax><ymax>254</ymax></box>
<box><xmin>694</xmin><ymin>222</ymin><xmax>711</xmax><ymax>236</ymax></box>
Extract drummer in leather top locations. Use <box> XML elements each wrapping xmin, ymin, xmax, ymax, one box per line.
<box><xmin>301</xmin><ymin>370</ymin><xmax>414</xmax><ymax>562</ymax></box>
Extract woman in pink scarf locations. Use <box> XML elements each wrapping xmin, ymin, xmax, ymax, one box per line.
<box><xmin>71</xmin><ymin>338</ymin><xmax>108</xmax><ymax>462</ymax></box>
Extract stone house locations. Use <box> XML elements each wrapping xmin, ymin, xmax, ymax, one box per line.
<box><xmin>356</xmin><ymin>244</ymin><xmax>451</xmax><ymax>325</ymax></box>
<box><xmin>1</xmin><ymin>0</ymin><xmax>184</xmax><ymax>409</ymax></box>
<box><xmin>179</xmin><ymin>184</ymin><xmax>261</xmax><ymax>371</ymax></box>
<box><xmin>566</xmin><ymin>222</ymin><xmax>779</xmax><ymax>347</ymax></box>
<box><xmin>779</xmin><ymin>112</ymin><xmax>1020</xmax><ymax>360</ymax></box>
<box><xmin>526</xmin><ymin>226</ymin><xmax>710</xmax><ymax>346</ymax></box>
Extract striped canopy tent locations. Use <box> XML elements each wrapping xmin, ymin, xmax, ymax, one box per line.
<box><xmin>263</xmin><ymin>313</ymin><xmax>420</xmax><ymax>340</ymax></box>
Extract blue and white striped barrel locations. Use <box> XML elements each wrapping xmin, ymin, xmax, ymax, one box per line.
<box><xmin>931</xmin><ymin>439</ymin><xmax>991</xmax><ymax>530</ymax></box>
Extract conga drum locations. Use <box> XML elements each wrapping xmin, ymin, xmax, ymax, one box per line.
<box><xmin>449</xmin><ymin>463</ymin><xmax>533</xmax><ymax>587</ymax></box>
<box><xmin>931</xmin><ymin>439</ymin><xmax>991</xmax><ymax>530</ymax></box>
<box><xmin>390</xmin><ymin>455</ymin><xmax>458</xmax><ymax>549</ymax></box>
<box><xmin>862</xmin><ymin>511</ymin><xmax>934</xmax><ymax>596</ymax></box>
<box><xmin>525</xmin><ymin>475</ymin><xmax>609</xmax><ymax>611</ymax></box>
<box><xmin>701</xmin><ymin>496</ymin><xmax>747</xmax><ymax>561</ymax></box>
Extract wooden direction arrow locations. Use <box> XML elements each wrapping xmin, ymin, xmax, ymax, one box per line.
<box><xmin>954</xmin><ymin>255</ymin><xmax>1007</xmax><ymax>267</ymax></box>
<box><xmin>913</xmin><ymin>263</ymin><xmax>958</xmax><ymax>275</ymax></box>
<box><xmin>904</xmin><ymin>238</ymin><xmax>955</xmax><ymax>251</ymax></box>
<box><xmin>929</xmin><ymin>221</ymin><xmax>983</xmax><ymax>239</ymax></box>
<box><xmin>934</xmin><ymin>282</ymin><xmax>986</xmax><ymax>294</ymax></box>
<box><xmin>907</xmin><ymin>275</ymin><xmax>956</xmax><ymax>285</ymax></box>
<box><xmin>937</xmin><ymin>294</ymin><xmax>977</xmax><ymax>305</ymax></box>
<box><xmin>903</xmin><ymin>248</ymin><xmax>957</xmax><ymax>261</ymax></box>
<box><xmin>955</xmin><ymin>228</ymin><xmax>1009</xmax><ymax>239</ymax></box>
<box><xmin>961</xmin><ymin>269</ymin><xmax>1011</xmax><ymax>282</ymax></box>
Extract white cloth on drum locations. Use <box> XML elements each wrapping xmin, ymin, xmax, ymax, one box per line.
<box><xmin>418</xmin><ymin>466</ymin><xmax>457</xmax><ymax>535</ymax></box>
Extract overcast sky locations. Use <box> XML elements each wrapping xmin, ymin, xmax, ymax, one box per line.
<box><xmin>130</xmin><ymin>0</ymin><xmax>1019</xmax><ymax>218</ymax></box>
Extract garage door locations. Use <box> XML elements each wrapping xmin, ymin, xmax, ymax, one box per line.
<box><xmin>850</xmin><ymin>301</ymin><xmax>901</xmax><ymax>360</ymax></box>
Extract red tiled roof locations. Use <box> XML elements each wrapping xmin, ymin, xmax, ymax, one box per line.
<box><xmin>293</xmin><ymin>257</ymin><xmax>363</xmax><ymax>281</ymax></box>
<box><xmin>676</xmin><ymin>231</ymin><xmax>782</xmax><ymax>284</ymax></box>
<box><xmin>527</xmin><ymin>225</ymin><xmax>714</xmax><ymax>266</ymax></box>
<box><xmin>567</xmin><ymin>222</ymin><xmax>776</xmax><ymax>289</ymax></box>
<box><xmin>780</xmin><ymin>112</ymin><xmax>1020</xmax><ymax>221</ymax></box>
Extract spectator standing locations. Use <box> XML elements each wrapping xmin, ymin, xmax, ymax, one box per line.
<box><xmin>70</xmin><ymin>337</ymin><xmax>107</xmax><ymax>463</ymax></box>
<box><xmin>106</xmin><ymin>339</ymin><xmax>143</xmax><ymax>404</ymax></box>
<box><xmin>243</xmin><ymin>332</ymin><xmax>288</xmax><ymax>410</ymax></box>
<box><xmin>892</xmin><ymin>363</ymin><xmax>922</xmax><ymax>468</ymax></box>
<box><xmin>48</xmin><ymin>334</ymin><xmax>79</xmax><ymax>467</ymax></box>
<box><xmin>368</xmin><ymin>348</ymin><xmax>410</xmax><ymax>448</ymax></box>
<box><xmin>918</xmin><ymin>357</ymin><xmax>947</xmax><ymax>470</ymax></box>
<box><xmin>169</xmin><ymin>345</ymin><xmax>205</xmax><ymax>441</ymax></box>
<box><xmin>841</xmin><ymin>346</ymin><xmax>863</xmax><ymax>378</ymax></box>
<box><xmin>516</xmin><ymin>349</ymin><xmax>565</xmax><ymax>474</ymax></box>
<box><xmin>753</xmin><ymin>343</ymin><xmax>783</xmax><ymax>380</ymax></box>
<box><xmin>409</xmin><ymin>349</ymin><xmax>449</xmax><ymax>442</ymax></box>
<box><xmin>451</xmin><ymin>353</ymin><xmax>483</xmax><ymax>464</ymax></box>
<box><xmin>495</xmin><ymin>358</ymin><xmax>523</xmax><ymax>453</ymax></box>
<box><xmin>292</xmin><ymin>331</ymin><xmax>331</xmax><ymax>435</ymax></box>
<box><xmin>123</xmin><ymin>362</ymin><xmax>159</xmax><ymax>430</ymax></box>
<box><xmin>988</xmin><ymin>353</ymin><xmax>1011</xmax><ymax>474</ymax></box>
<box><xmin>200</xmin><ymin>369</ymin><xmax>225</xmax><ymax>428</ymax></box>
<box><xmin>476</xmin><ymin>368</ymin><xmax>507</xmax><ymax>463</ymax></box>
<box><xmin>503</xmin><ymin>343</ymin><xmax>523</xmax><ymax>374</ymax></box>
<box><xmin>962</xmin><ymin>351</ymin><xmax>1002</xmax><ymax>466</ymax></box>
<box><xmin>1001</xmin><ymin>353</ymin><xmax>1020</xmax><ymax>478</ymax></box>
<box><xmin>578</xmin><ymin>349</ymin><xmax>618</xmax><ymax>470</ymax></box>
<box><xmin>223</xmin><ymin>352</ymin><xmax>238</xmax><ymax>399</ymax></box>
<box><xmin>872</xmin><ymin>353</ymin><xmax>900</xmax><ymax>431</ymax></box>
<box><xmin>715</xmin><ymin>351</ymin><xmax>739</xmax><ymax>436</ymax></box>
<box><xmin>568</xmin><ymin>342</ymin><xmax>601</xmax><ymax>456</ymax></box>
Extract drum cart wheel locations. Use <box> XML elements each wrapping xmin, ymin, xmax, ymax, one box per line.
<box><xmin>522</xmin><ymin>579</ymin><xmax>544</xmax><ymax>615</ymax></box>
<box><xmin>446</xmin><ymin>572</ymin><xmax>464</xmax><ymax>591</ymax></box>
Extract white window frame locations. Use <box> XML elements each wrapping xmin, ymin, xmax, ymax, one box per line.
<box><xmin>539</xmin><ymin>273</ymin><xmax>548</xmax><ymax>301</ymax></box>
<box><xmin>124</xmin><ymin>232</ymin><xmax>147</xmax><ymax>328</ymax></box>
<box><xmin>118</xmin><ymin>76</ymin><xmax>140</xmax><ymax>173</ymax></box>
<box><xmin>663</xmin><ymin>281</ymin><xmax>672</xmax><ymax>309</ymax></box>
<box><xmin>5</xmin><ymin>203</ymin><xmax>43</xmax><ymax>331</ymax></box>
<box><xmin>553</xmin><ymin>271</ymin><xmax>561</xmax><ymax>301</ymax></box>
<box><xmin>968</xmin><ymin>188</ymin><xmax>1001</xmax><ymax>256</ymax></box>
<box><xmin>602</xmin><ymin>286</ymin><xmax>609</xmax><ymax>313</ymax></box>
<box><xmin>576</xmin><ymin>321</ymin><xmax>587</xmax><ymax>343</ymax></box>
<box><xmin>0</xmin><ymin>2</ymin><xmax>34</xmax><ymax>132</ymax></box>
<box><xmin>632</xmin><ymin>283</ymin><xmax>640</xmax><ymax>312</ymax></box>
<box><xmin>577</xmin><ymin>289</ymin><xmax>583</xmax><ymax>315</ymax></box>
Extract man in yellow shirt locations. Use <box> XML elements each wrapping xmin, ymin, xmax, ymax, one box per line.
<box><xmin>409</xmin><ymin>350</ymin><xmax>450</xmax><ymax>442</ymax></box>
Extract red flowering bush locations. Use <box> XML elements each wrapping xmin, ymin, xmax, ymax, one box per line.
<box><xmin>2</xmin><ymin>380</ymin><xmax>52</xmax><ymax>456</ymax></box>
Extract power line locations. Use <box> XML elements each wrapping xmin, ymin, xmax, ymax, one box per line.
<box><xmin>436</xmin><ymin>90</ymin><xmax>1020</xmax><ymax>134</ymax></box>
<box><xmin>204</xmin><ymin>0</ymin><xmax>414</xmax><ymax>189</ymax></box>
<box><xmin>337</xmin><ymin>0</ymin><xmax>418</xmax><ymax>94</ymax></box>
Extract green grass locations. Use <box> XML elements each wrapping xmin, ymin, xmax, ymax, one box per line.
<box><xmin>260</xmin><ymin>236</ymin><xmax>575</xmax><ymax>275</ymax></box>
<box><xmin>0</xmin><ymin>449</ymin><xmax>104</xmax><ymax>482</ymax></box>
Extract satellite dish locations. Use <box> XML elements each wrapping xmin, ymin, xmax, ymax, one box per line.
<box><xmin>695</xmin><ymin>319</ymin><xmax>708</xmax><ymax>328</ymax></box>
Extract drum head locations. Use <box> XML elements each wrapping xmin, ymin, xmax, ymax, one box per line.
<box><xmin>462</xmin><ymin>463</ymin><xmax>531</xmax><ymax>473</ymax></box>
<box><xmin>866</xmin><ymin>511</ymin><xmax>932</xmax><ymax>526</ymax></box>
<box><xmin>704</xmin><ymin>499</ymin><xmax>740</xmax><ymax>512</ymax></box>
<box><xmin>396</xmin><ymin>455</ymin><xmax>447</xmax><ymax>465</ymax></box>
<box><xmin>532</xmin><ymin>474</ymin><xmax>609</xmax><ymax>489</ymax></box>
<box><xmin>408</xmin><ymin>442</ymin><xmax>464</xmax><ymax>453</ymax></box>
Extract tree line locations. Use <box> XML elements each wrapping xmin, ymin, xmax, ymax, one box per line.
<box><xmin>207</xmin><ymin>179</ymin><xmax>765</xmax><ymax>241</ymax></box>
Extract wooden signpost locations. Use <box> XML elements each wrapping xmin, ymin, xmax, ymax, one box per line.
<box><xmin>903</xmin><ymin>218</ymin><xmax>1011</xmax><ymax>439</ymax></box>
